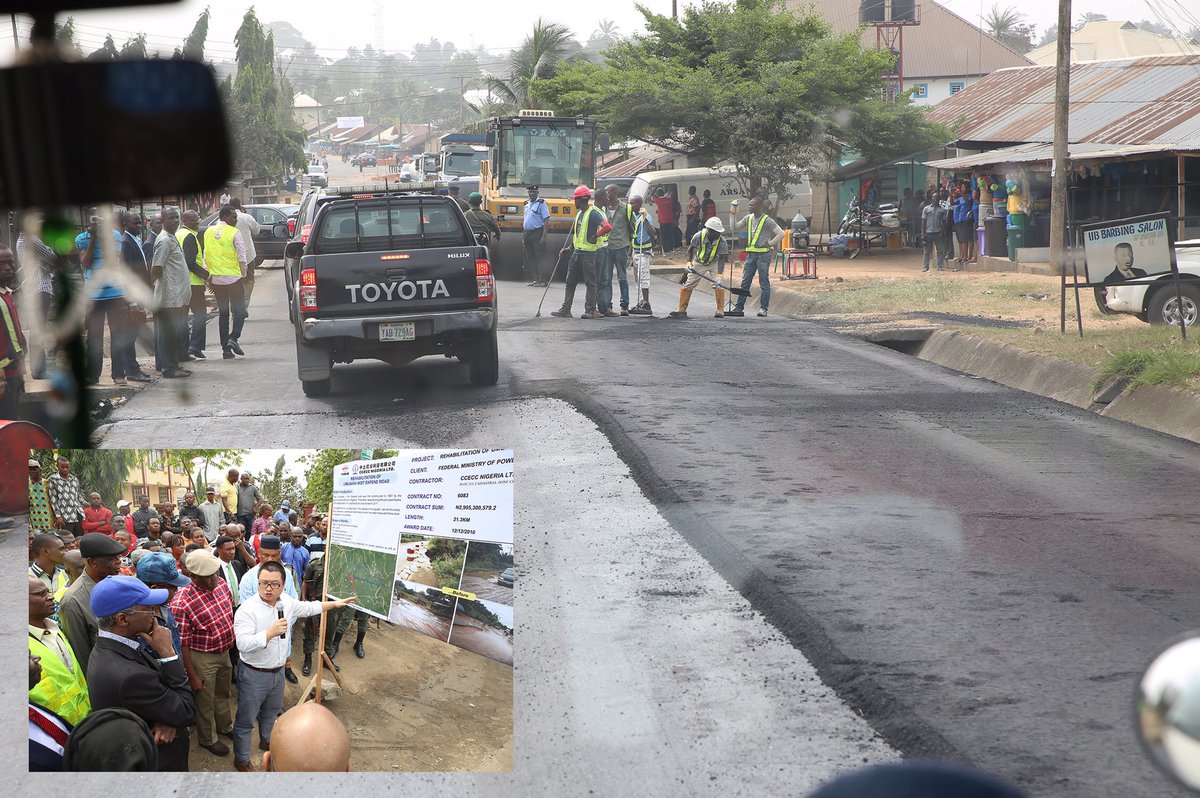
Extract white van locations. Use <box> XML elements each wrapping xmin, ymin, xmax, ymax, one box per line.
<box><xmin>626</xmin><ymin>166</ymin><xmax>812</xmax><ymax>226</ymax></box>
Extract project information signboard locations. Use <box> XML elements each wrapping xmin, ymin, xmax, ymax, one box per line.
<box><xmin>327</xmin><ymin>449</ymin><xmax>514</xmax><ymax>665</ymax></box>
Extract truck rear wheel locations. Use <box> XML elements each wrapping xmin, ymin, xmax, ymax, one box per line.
<box><xmin>467</xmin><ymin>331</ymin><xmax>499</xmax><ymax>386</ymax></box>
<box><xmin>302</xmin><ymin>377</ymin><xmax>331</xmax><ymax>397</ymax></box>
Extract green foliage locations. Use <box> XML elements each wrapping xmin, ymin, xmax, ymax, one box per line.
<box><xmin>227</xmin><ymin>9</ymin><xmax>307</xmax><ymax>181</ymax></box>
<box><xmin>34</xmin><ymin>449</ymin><xmax>139</xmax><ymax>505</ymax></box>
<box><xmin>537</xmin><ymin>0</ymin><xmax>947</xmax><ymax>205</ymax></box>
<box><xmin>118</xmin><ymin>33</ymin><xmax>148</xmax><ymax>60</ymax></box>
<box><xmin>465</xmin><ymin>542</ymin><xmax>514</xmax><ymax>571</ymax></box>
<box><xmin>298</xmin><ymin>449</ymin><xmax>399</xmax><ymax>513</ymax></box>
<box><xmin>158</xmin><ymin>449</ymin><xmax>245</xmax><ymax>493</ymax></box>
<box><xmin>252</xmin><ymin>455</ymin><xmax>304</xmax><ymax>511</ymax></box>
<box><xmin>48</xmin><ymin>17</ymin><xmax>82</xmax><ymax>55</ymax></box>
<box><xmin>1093</xmin><ymin>347</ymin><xmax>1200</xmax><ymax>391</ymax></box>
<box><xmin>983</xmin><ymin>5</ymin><xmax>1037</xmax><ymax>53</ymax></box>
<box><xmin>86</xmin><ymin>35</ymin><xmax>119</xmax><ymax>62</ymax></box>
<box><xmin>432</xmin><ymin>553</ymin><xmax>467</xmax><ymax>588</ymax></box>
<box><xmin>487</xmin><ymin>19</ymin><xmax>582</xmax><ymax>113</ymax></box>
<box><xmin>174</xmin><ymin>7</ymin><xmax>210</xmax><ymax>61</ymax></box>
<box><xmin>455</xmin><ymin>598</ymin><xmax>506</xmax><ymax>630</ymax></box>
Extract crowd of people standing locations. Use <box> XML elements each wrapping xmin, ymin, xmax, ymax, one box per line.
<box><xmin>27</xmin><ymin>457</ymin><xmax>358</xmax><ymax>772</ymax></box>
<box><xmin>906</xmin><ymin>183</ymin><xmax>981</xmax><ymax>272</ymax></box>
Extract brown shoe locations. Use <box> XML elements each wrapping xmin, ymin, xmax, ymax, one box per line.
<box><xmin>601</xmin><ymin>310</ymin><xmax>619</xmax><ymax>317</ymax></box>
<box><xmin>259</xmin><ymin>739</ymin><xmax>270</xmax><ymax>752</ymax></box>
<box><xmin>200</xmin><ymin>740</ymin><xmax>230</xmax><ymax>756</ymax></box>
<box><xmin>234</xmin><ymin>760</ymin><xmax>253</xmax><ymax>772</ymax></box>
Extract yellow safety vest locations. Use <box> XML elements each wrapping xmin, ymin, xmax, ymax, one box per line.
<box><xmin>29</xmin><ymin>630</ymin><xmax>91</xmax><ymax>726</ymax></box>
<box><xmin>202</xmin><ymin>222</ymin><xmax>241</xmax><ymax>278</ymax></box>
<box><xmin>177</xmin><ymin>228</ymin><xmax>203</xmax><ymax>286</ymax></box>
<box><xmin>572</xmin><ymin>206</ymin><xmax>606</xmax><ymax>253</ymax></box>
<box><xmin>746</xmin><ymin>214</ymin><xmax>771</xmax><ymax>253</ymax></box>
<box><xmin>0</xmin><ymin>290</ymin><xmax>22</xmax><ymax>370</ymax></box>
<box><xmin>695</xmin><ymin>231</ymin><xmax>721</xmax><ymax>266</ymax></box>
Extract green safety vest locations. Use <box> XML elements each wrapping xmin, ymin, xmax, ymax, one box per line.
<box><xmin>29</xmin><ymin>630</ymin><xmax>91</xmax><ymax>726</ymax></box>
<box><xmin>0</xmin><ymin>290</ymin><xmax>22</xmax><ymax>370</ymax></box>
<box><xmin>177</xmin><ymin>228</ymin><xmax>204</xmax><ymax>286</ymax></box>
<box><xmin>695</xmin><ymin>231</ymin><xmax>721</xmax><ymax>266</ymax></box>
<box><xmin>572</xmin><ymin>206</ymin><xmax>606</xmax><ymax>253</ymax></box>
<box><xmin>746</xmin><ymin>214</ymin><xmax>771</xmax><ymax>253</ymax></box>
<box><xmin>202</xmin><ymin>223</ymin><xmax>241</xmax><ymax>278</ymax></box>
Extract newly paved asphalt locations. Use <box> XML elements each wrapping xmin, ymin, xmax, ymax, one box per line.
<box><xmin>94</xmin><ymin>265</ymin><xmax>1199</xmax><ymax>796</ymax></box>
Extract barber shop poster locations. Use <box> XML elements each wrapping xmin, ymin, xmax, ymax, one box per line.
<box><xmin>1082</xmin><ymin>213</ymin><xmax>1174</xmax><ymax>286</ymax></box>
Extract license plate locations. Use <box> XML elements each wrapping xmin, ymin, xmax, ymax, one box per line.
<box><xmin>378</xmin><ymin>322</ymin><xmax>415</xmax><ymax>342</ymax></box>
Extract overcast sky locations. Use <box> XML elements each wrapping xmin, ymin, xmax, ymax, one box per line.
<box><xmin>3</xmin><ymin>0</ymin><xmax>1193</xmax><ymax>65</ymax></box>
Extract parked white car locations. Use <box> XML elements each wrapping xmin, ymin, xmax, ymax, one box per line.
<box><xmin>1099</xmin><ymin>241</ymin><xmax>1200</xmax><ymax>328</ymax></box>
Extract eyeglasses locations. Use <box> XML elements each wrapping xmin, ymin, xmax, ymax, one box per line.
<box><xmin>258</xmin><ymin>581</ymin><xmax>283</xmax><ymax>589</ymax></box>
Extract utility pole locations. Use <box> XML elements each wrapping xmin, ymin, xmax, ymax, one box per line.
<box><xmin>672</xmin><ymin>0</ymin><xmax>678</xmax><ymax>20</ymax></box>
<box><xmin>459</xmin><ymin>77</ymin><xmax>465</xmax><ymax>129</ymax></box>
<box><xmin>11</xmin><ymin>13</ymin><xmax>19</xmax><ymax>49</ymax></box>
<box><xmin>1049</xmin><ymin>0</ymin><xmax>1072</xmax><ymax>278</ymax></box>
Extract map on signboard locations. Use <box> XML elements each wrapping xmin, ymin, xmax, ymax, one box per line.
<box><xmin>326</xmin><ymin>545</ymin><xmax>398</xmax><ymax>619</ymax></box>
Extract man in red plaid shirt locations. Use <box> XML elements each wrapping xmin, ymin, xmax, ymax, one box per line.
<box><xmin>170</xmin><ymin>550</ymin><xmax>235</xmax><ymax>757</ymax></box>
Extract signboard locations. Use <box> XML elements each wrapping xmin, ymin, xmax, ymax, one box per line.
<box><xmin>1083</xmin><ymin>213</ymin><xmax>1173</xmax><ymax>286</ymax></box>
<box><xmin>327</xmin><ymin>450</ymin><xmax>514</xmax><ymax>665</ymax></box>
<box><xmin>336</xmin><ymin>116</ymin><xmax>364</xmax><ymax>129</ymax></box>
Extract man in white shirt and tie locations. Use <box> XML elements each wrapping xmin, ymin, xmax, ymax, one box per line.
<box><xmin>231</xmin><ymin>560</ymin><xmax>354</xmax><ymax>772</ymax></box>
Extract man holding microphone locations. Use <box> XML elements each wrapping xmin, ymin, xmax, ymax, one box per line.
<box><xmin>231</xmin><ymin>560</ymin><xmax>355</xmax><ymax>772</ymax></box>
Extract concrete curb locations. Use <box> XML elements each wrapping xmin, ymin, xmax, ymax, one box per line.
<box><xmin>1101</xmin><ymin>385</ymin><xmax>1200</xmax><ymax>445</ymax></box>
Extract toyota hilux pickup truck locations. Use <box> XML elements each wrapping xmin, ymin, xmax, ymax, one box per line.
<box><xmin>284</xmin><ymin>191</ymin><xmax>497</xmax><ymax>396</ymax></box>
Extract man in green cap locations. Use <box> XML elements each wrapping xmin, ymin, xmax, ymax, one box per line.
<box><xmin>464</xmin><ymin>192</ymin><xmax>501</xmax><ymax>243</ymax></box>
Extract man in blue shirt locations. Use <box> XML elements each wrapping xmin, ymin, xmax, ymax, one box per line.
<box><xmin>272</xmin><ymin>500</ymin><xmax>291</xmax><ymax>526</ymax></box>
<box><xmin>523</xmin><ymin>185</ymin><xmax>552</xmax><ymax>286</ymax></box>
<box><xmin>77</xmin><ymin>215</ymin><xmax>135</xmax><ymax>386</ymax></box>
<box><xmin>281</xmin><ymin>525</ymin><xmax>310</xmax><ymax>584</ymax></box>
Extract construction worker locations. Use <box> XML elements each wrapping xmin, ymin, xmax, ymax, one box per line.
<box><xmin>551</xmin><ymin>186</ymin><xmax>610</xmax><ymax>320</ymax></box>
<box><xmin>669</xmin><ymin>217</ymin><xmax>729</xmax><ymax>319</ymax></box>
<box><xmin>463</xmin><ymin>193</ymin><xmax>501</xmax><ymax>242</ymax></box>
<box><xmin>627</xmin><ymin>195</ymin><xmax>658</xmax><ymax>316</ymax></box>
<box><xmin>729</xmin><ymin>196</ymin><xmax>784</xmax><ymax>317</ymax></box>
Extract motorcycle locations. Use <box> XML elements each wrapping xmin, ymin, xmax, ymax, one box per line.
<box><xmin>837</xmin><ymin>197</ymin><xmax>900</xmax><ymax>235</ymax></box>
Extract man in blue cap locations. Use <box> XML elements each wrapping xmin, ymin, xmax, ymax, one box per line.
<box><xmin>85</xmin><ymin>575</ymin><xmax>197</xmax><ymax>771</ymax></box>
<box><xmin>272</xmin><ymin>499</ymin><xmax>291</xmax><ymax>526</ymax></box>
<box><xmin>135</xmin><ymin>551</ymin><xmax>190</xmax><ymax>665</ymax></box>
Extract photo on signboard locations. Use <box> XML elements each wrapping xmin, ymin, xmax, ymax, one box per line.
<box><xmin>449</xmin><ymin>597</ymin><xmax>514</xmax><ymax>666</ymax></box>
<box><xmin>326</xmin><ymin>544</ymin><xmax>399</xmax><ymax>619</ymax></box>
<box><xmin>396</xmin><ymin>534</ymin><xmax>468</xmax><ymax>590</ymax></box>
<box><xmin>461</xmin><ymin>542</ymin><xmax>515</xmax><ymax>607</ymax></box>
<box><xmin>390</xmin><ymin>579</ymin><xmax>455</xmax><ymax>641</ymax></box>
<box><xmin>1083</xmin><ymin>213</ymin><xmax>1174</xmax><ymax>285</ymax></box>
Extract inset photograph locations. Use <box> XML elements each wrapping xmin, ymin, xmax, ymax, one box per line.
<box><xmin>461</xmin><ymin>542</ymin><xmax>515</xmax><ymax>606</ymax></box>
<box><xmin>397</xmin><ymin>534</ymin><xmax>468</xmax><ymax>590</ymax></box>
<box><xmin>449</xmin><ymin>597</ymin><xmax>514</xmax><ymax>666</ymax></box>
<box><xmin>389</xmin><ymin>579</ymin><xmax>455</xmax><ymax>642</ymax></box>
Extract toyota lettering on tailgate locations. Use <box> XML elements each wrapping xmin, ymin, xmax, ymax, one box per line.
<box><xmin>346</xmin><ymin>280</ymin><xmax>451</xmax><ymax>302</ymax></box>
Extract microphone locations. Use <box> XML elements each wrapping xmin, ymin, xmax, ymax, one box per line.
<box><xmin>277</xmin><ymin>606</ymin><xmax>286</xmax><ymax>640</ymax></box>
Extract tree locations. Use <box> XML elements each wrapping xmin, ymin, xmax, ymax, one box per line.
<box><xmin>42</xmin><ymin>17</ymin><xmax>82</xmax><ymax>55</ymax></box>
<box><xmin>983</xmin><ymin>5</ymin><xmax>1036</xmax><ymax>53</ymax></box>
<box><xmin>174</xmin><ymin>7</ymin><xmax>210</xmax><ymax>61</ymax></box>
<box><xmin>487</xmin><ymin>19</ymin><xmax>580</xmax><ymax>112</ymax></box>
<box><xmin>1037</xmin><ymin>23</ymin><xmax>1057</xmax><ymax>47</ymax></box>
<box><xmin>299</xmin><ymin>449</ymin><xmax>399</xmax><ymax>513</ymax></box>
<box><xmin>1074</xmin><ymin>12</ymin><xmax>1106</xmax><ymax>31</ymax></box>
<box><xmin>34</xmin><ymin>449</ymin><xmax>139</xmax><ymax>506</ymax></box>
<box><xmin>254</xmin><ymin>455</ymin><xmax>304</xmax><ymax>510</ymax></box>
<box><xmin>86</xmin><ymin>35</ymin><xmax>119</xmax><ymax>62</ymax></box>
<box><xmin>158</xmin><ymin>449</ymin><xmax>245</xmax><ymax>493</ymax></box>
<box><xmin>119</xmin><ymin>33</ymin><xmax>148</xmax><ymax>60</ymax></box>
<box><xmin>538</xmin><ymin>0</ymin><xmax>949</xmax><ymax>206</ymax></box>
<box><xmin>226</xmin><ymin>9</ymin><xmax>307</xmax><ymax>181</ymax></box>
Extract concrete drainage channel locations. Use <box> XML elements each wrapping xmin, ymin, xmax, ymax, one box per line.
<box><xmin>851</xmin><ymin>327</ymin><xmax>1200</xmax><ymax>446</ymax></box>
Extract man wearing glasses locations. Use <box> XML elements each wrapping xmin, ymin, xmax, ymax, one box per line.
<box><xmin>232</xmin><ymin>560</ymin><xmax>355</xmax><ymax>772</ymax></box>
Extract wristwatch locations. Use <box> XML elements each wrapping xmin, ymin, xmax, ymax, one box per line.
<box><xmin>158</xmin><ymin>654</ymin><xmax>179</xmax><ymax>664</ymax></box>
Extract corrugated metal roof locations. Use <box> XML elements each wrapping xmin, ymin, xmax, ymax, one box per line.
<box><xmin>924</xmin><ymin>142</ymin><xmax>1199</xmax><ymax>170</ymax></box>
<box><xmin>927</xmin><ymin>54</ymin><xmax>1200</xmax><ymax>146</ymax></box>
<box><xmin>598</xmin><ymin>156</ymin><xmax>659</xmax><ymax>179</ymax></box>
<box><xmin>785</xmin><ymin>0</ymin><xmax>1031</xmax><ymax>78</ymax></box>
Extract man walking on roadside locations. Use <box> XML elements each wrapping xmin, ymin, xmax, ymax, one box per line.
<box><xmin>551</xmin><ymin>186</ymin><xmax>609</xmax><ymax>320</ymax></box>
<box><xmin>729</xmin><ymin>196</ymin><xmax>784</xmax><ymax>318</ymax></box>
<box><xmin>523</xmin><ymin>185</ymin><xmax>552</xmax><ymax>286</ymax></box>
<box><xmin>171</xmin><ymin>550</ymin><xmax>235</xmax><ymax>758</ymax></box>
<box><xmin>151</xmin><ymin>207</ymin><xmax>192</xmax><ymax>378</ymax></box>
<box><xmin>0</xmin><ymin>244</ymin><xmax>26</xmax><ymax>419</ymax></box>
<box><xmin>179</xmin><ymin>209</ymin><xmax>211</xmax><ymax>360</ymax></box>
<box><xmin>599</xmin><ymin>184</ymin><xmax>633</xmax><ymax>317</ymax></box>
<box><xmin>232</xmin><ymin>560</ymin><xmax>355</xmax><ymax>771</ymax></box>
<box><xmin>921</xmin><ymin>193</ymin><xmax>946</xmax><ymax>272</ymax></box>
<box><xmin>227</xmin><ymin>198</ymin><xmax>262</xmax><ymax>310</ymax></box>
<box><xmin>204</xmin><ymin>206</ymin><xmax>249</xmax><ymax>360</ymax></box>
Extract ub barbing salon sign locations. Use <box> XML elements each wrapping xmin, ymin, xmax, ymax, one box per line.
<box><xmin>1063</xmin><ymin>212</ymin><xmax>1188</xmax><ymax>339</ymax></box>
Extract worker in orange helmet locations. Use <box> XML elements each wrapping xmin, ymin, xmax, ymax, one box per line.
<box><xmin>551</xmin><ymin>186</ymin><xmax>612</xmax><ymax>320</ymax></box>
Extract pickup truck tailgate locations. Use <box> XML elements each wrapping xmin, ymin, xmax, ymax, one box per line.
<box><xmin>305</xmin><ymin>247</ymin><xmax>483</xmax><ymax>316</ymax></box>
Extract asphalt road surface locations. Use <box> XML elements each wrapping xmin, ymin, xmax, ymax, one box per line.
<box><xmin>92</xmin><ymin>267</ymin><xmax>1199</xmax><ymax>796</ymax></box>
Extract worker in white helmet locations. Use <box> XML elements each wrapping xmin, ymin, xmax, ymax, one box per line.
<box><xmin>669</xmin><ymin>216</ymin><xmax>730</xmax><ymax>319</ymax></box>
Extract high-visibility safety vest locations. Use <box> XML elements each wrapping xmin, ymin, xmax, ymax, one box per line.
<box><xmin>0</xmin><ymin>290</ymin><xmax>23</xmax><ymax>371</ymax></box>
<box><xmin>571</xmin><ymin>206</ymin><xmax>606</xmax><ymax>253</ymax></box>
<box><xmin>202</xmin><ymin>222</ymin><xmax>241</xmax><ymax>278</ymax></box>
<box><xmin>695</xmin><ymin>231</ymin><xmax>721</xmax><ymax>266</ymax></box>
<box><xmin>177</xmin><ymin>228</ymin><xmax>204</xmax><ymax>286</ymax></box>
<box><xmin>28</xmin><ymin>630</ymin><xmax>91</xmax><ymax>725</ymax></box>
<box><xmin>746</xmin><ymin>214</ymin><xmax>771</xmax><ymax>253</ymax></box>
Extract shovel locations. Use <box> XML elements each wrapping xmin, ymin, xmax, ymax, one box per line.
<box><xmin>684</xmin><ymin>265</ymin><xmax>751</xmax><ymax>296</ymax></box>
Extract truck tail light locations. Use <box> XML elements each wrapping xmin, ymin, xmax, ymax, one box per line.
<box><xmin>476</xmin><ymin>259</ymin><xmax>494</xmax><ymax>302</ymax></box>
<box><xmin>299</xmin><ymin>268</ymin><xmax>318</xmax><ymax>312</ymax></box>
<box><xmin>287</xmin><ymin>218</ymin><xmax>296</xmax><ymax>235</ymax></box>
<box><xmin>300</xmin><ymin>224</ymin><xmax>313</xmax><ymax>244</ymax></box>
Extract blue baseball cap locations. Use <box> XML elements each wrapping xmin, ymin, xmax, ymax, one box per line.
<box><xmin>91</xmin><ymin>575</ymin><xmax>169</xmax><ymax>617</ymax></box>
<box><xmin>136</xmin><ymin>551</ymin><xmax>191</xmax><ymax>588</ymax></box>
